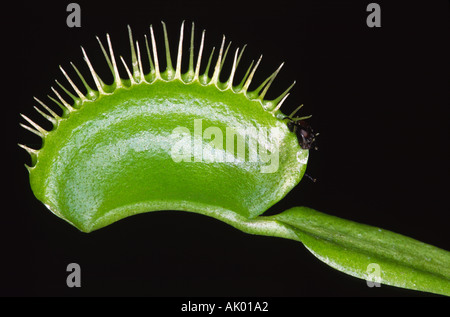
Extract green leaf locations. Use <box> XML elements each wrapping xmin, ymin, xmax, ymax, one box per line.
<box><xmin>190</xmin><ymin>206</ymin><xmax>449</xmax><ymax>295</ymax></box>
<box><xmin>262</xmin><ymin>207</ymin><xmax>450</xmax><ymax>296</ymax></box>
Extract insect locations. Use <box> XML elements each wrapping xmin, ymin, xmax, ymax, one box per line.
<box><xmin>286</xmin><ymin>118</ymin><xmax>318</xmax><ymax>150</ymax></box>
<box><xmin>283</xmin><ymin>105</ymin><xmax>318</xmax><ymax>151</ymax></box>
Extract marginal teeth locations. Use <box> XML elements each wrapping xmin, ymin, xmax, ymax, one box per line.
<box><xmin>149</xmin><ymin>25</ymin><xmax>161</xmax><ymax>79</ymax></box>
<box><xmin>211</xmin><ymin>35</ymin><xmax>226</xmax><ymax>83</ymax></box>
<box><xmin>175</xmin><ymin>20</ymin><xmax>185</xmax><ymax>79</ymax></box>
<box><xmin>81</xmin><ymin>46</ymin><xmax>105</xmax><ymax>94</ymax></box>
<box><xmin>144</xmin><ymin>34</ymin><xmax>155</xmax><ymax>77</ymax></box>
<box><xmin>20</xmin><ymin>123</ymin><xmax>43</xmax><ymax>138</ymax></box>
<box><xmin>270</xmin><ymin>93</ymin><xmax>291</xmax><ymax>114</ymax></box>
<box><xmin>20</xmin><ymin>114</ymin><xmax>47</xmax><ymax>137</ymax></box>
<box><xmin>288</xmin><ymin>104</ymin><xmax>304</xmax><ymax>118</ymax></box>
<box><xmin>22</xmin><ymin>22</ymin><xmax>298</xmax><ymax>146</ymax></box>
<box><xmin>220</xmin><ymin>40</ymin><xmax>232</xmax><ymax>71</ymax></box>
<box><xmin>259</xmin><ymin>62</ymin><xmax>284</xmax><ymax>100</ymax></box>
<box><xmin>236</xmin><ymin>44</ymin><xmax>247</xmax><ymax>67</ymax></box>
<box><xmin>235</xmin><ymin>59</ymin><xmax>254</xmax><ymax>91</ymax></box>
<box><xmin>194</xmin><ymin>29</ymin><xmax>205</xmax><ymax>81</ymax></box>
<box><xmin>59</xmin><ymin>66</ymin><xmax>88</xmax><ymax>101</ymax></box>
<box><xmin>34</xmin><ymin>97</ymin><xmax>60</xmax><ymax>120</ymax></box>
<box><xmin>225</xmin><ymin>47</ymin><xmax>240</xmax><ymax>90</ymax></box>
<box><xmin>51</xmin><ymin>87</ymin><xmax>75</xmax><ymax>112</ymax></box>
<box><xmin>55</xmin><ymin>80</ymin><xmax>77</xmax><ymax>103</ymax></box>
<box><xmin>272</xmin><ymin>81</ymin><xmax>296</xmax><ymax>106</ymax></box>
<box><xmin>161</xmin><ymin>21</ymin><xmax>174</xmax><ymax>78</ymax></box>
<box><xmin>242</xmin><ymin>54</ymin><xmax>263</xmax><ymax>94</ymax></box>
<box><xmin>96</xmin><ymin>36</ymin><xmax>114</xmax><ymax>77</ymax></box>
<box><xmin>127</xmin><ymin>25</ymin><xmax>140</xmax><ymax>80</ymax></box>
<box><xmin>135</xmin><ymin>41</ymin><xmax>145</xmax><ymax>83</ymax></box>
<box><xmin>201</xmin><ymin>46</ymin><xmax>215</xmax><ymax>84</ymax></box>
<box><xmin>120</xmin><ymin>56</ymin><xmax>136</xmax><ymax>85</ymax></box>
<box><xmin>34</xmin><ymin>106</ymin><xmax>56</xmax><ymax>125</ymax></box>
<box><xmin>188</xmin><ymin>22</ymin><xmax>195</xmax><ymax>78</ymax></box>
<box><xmin>106</xmin><ymin>34</ymin><xmax>123</xmax><ymax>88</ymax></box>
<box><xmin>18</xmin><ymin>143</ymin><xmax>38</xmax><ymax>156</ymax></box>
<box><xmin>70</xmin><ymin>61</ymin><xmax>95</xmax><ymax>97</ymax></box>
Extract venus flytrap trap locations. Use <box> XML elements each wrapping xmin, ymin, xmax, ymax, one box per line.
<box><xmin>20</xmin><ymin>22</ymin><xmax>450</xmax><ymax>296</ymax></box>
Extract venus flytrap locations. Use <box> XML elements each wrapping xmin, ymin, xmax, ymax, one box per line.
<box><xmin>20</xmin><ymin>22</ymin><xmax>450</xmax><ymax>296</ymax></box>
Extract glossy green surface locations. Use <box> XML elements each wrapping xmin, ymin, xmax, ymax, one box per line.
<box><xmin>29</xmin><ymin>81</ymin><xmax>306</xmax><ymax>232</ymax></box>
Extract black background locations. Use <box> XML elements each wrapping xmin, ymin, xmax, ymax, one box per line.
<box><xmin>5</xmin><ymin>0</ymin><xmax>449</xmax><ymax>298</ymax></box>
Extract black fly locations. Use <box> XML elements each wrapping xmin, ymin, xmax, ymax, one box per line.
<box><xmin>284</xmin><ymin>104</ymin><xmax>318</xmax><ymax>150</ymax></box>
<box><xmin>284</xmin><ymin>105</ymin><xmax>318</xmax><ymax>182</ymax></box>
<box><xmin>286</xmin><ymin>118</ymin><xmax>317</xmax><ymax>150</ymax></box>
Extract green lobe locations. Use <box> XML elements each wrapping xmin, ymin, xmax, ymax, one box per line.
<box><xmin>29</xmin><ymin>80</ymin><xmax>306</xmax><ymax>232</ymax></box>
